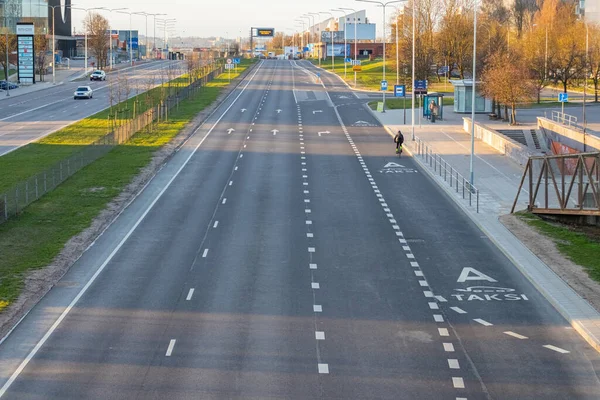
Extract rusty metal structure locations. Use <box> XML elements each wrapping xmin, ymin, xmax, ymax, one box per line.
<box><xmin>512</xmin><ymin>152</ymin><xmax>600</xmax><ymax>216</ymax></box>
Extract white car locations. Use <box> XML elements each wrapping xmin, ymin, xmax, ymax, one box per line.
<box><xmin>90</xmin><ymin>70</ymin><xmax>106</xmax><ymax>81</ymax></box>
<box><xmin>74</xmin><ymin>86</ymin><xmax>93</xmax><ymax>99</ymax></box>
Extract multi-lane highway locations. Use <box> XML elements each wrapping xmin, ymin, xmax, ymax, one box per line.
<box><xmin>0</xmin><ymin>60</ymin><xmax>186</xmax><ymax>156</ymax></box>
<box><xmin>0</xmin><ymin>60</ymin><xmax>599</xmax><ymax>399</ymax></box>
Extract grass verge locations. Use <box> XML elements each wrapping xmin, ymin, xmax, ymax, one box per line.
<box><xmin>516</xmin><ymin>212</ymin><xmax>600</xmax><ymax>284</ymax></box>
<box><xmin>368</xmin><ymin>97</ymin><xmax>454</xmax><ymax>110</ymax></box>
<box><xmin>0</xmin><ymin>60</ymin><xmax>254</xmax><ymax>311</ymax></box>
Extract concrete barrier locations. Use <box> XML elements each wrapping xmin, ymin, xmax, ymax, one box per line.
<box><xmin>537</xmin><ymin>117</ymin><xmax>600</xmax><ymax>153</ymax></box>
<box><xmin>463</xmin><ymin>118</ymin><xmax>535</xmax><ymax>166</ymax></box>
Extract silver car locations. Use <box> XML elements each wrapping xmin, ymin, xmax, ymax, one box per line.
<box><xmin>74</xmin><ymin>86</ymin><xmax>93</xmax><ymax>100</ymax></box>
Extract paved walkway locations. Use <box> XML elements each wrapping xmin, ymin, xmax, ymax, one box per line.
<box><xmin>0</xmin><ymin>68</ymin><xmax>85</xmax><ymax>101</ymax></box>
<box><xmin>371</xmin><ymin>106</ymin><xmax>600</xmax><ymax>352</ymax></box>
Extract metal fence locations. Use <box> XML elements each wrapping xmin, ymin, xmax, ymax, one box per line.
<box><xmin>414</xmin><ymin>136</ymin><xmax>480</xmax><ymax>213</ymax></box>
<box><xmin>0</xmin><ymin>65</ymin><xmax>225</xmax><ymax>225</ymax></box>
<box><xmin>550</xmin><ymin>111</ymin><xmax>580</xmax><ymax>129</ymax></box>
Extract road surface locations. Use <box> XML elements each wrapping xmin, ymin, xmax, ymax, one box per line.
<box><xmin>0</xmin><ymin>60</ymin><xmax>187</xmax><ymax>156</ymax></box>
<box><xmin>0</xmin><ymin>60</ymin><xmax>598</xmax><ymax>399</ymax></box>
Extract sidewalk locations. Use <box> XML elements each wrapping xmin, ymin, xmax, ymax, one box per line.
<box><xmin>0</xmin><ymin>67</ymin><xmax>85</xmax><ymax>101</ymax></box>
<box><xmin>371</xmin><ymin>107</ymin><xmax>600</xmax><ymax>352</ymax></box>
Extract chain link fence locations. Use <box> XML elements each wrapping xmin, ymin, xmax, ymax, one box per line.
<box><xmin>0</xmin><ymin>65</ymin><xmax>225</xmax><ymax>224</ymax></box>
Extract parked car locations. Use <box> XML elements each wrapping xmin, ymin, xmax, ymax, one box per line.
<box><xmin>74</xmin><ymin>86</ymin><xmax>93</xmax><ymax>99</ymax></box>
<box><xmin>0</xmin><ymin>80</ymin><xmax>18</xmax><ymax>90</ymax></box>
<box><xmin>90</xmin><ymin>70</ymin><xmax>106</xmax><ymax>81</ymax></box>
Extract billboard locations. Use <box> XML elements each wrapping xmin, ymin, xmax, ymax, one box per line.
<box><xmin>326</xmin><ymin>44</ymin><xmax>351</xmax><ymax>57</ymax></box>
<box><xmin>284</xmin><ymin>46</ymin><xmax>299</xmax><ymax>55</ymax></box>
<box><xmin>16</xmin><ymin>23</ymin><xmax>35</xmax><ymax>84</ymax></box>
<box><xmin>321</xmin><ymin>31</ymin><xmax>345</xmax><ymax>43</ymax></box>
<box><xmin>343</xmin><ymin>23</ymin><xmax>376</xmax><ymax>41</ymax></box>
<box><xmin>253</xmin><ymin>28</ymin><xmax>275</xmax><ymax>37</ymax></box>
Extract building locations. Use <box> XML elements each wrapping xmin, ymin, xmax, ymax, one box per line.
<box><xmin>0</xmin><ymin>0</ymin><xmax>75</xmax><ymax>58</ymax></box>
<box><xmin>578</xmin><ymin>0</ymin><xmax>600</xmax><ymax>23</ymax></box>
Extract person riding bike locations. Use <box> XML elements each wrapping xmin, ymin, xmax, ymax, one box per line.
<box><xmin>394</xmin><ymin>130</ymin><xmax>404</xmax><ymax>154</ymax></box>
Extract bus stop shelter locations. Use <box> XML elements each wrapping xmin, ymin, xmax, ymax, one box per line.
<box><xmin>422</xmin><ymin>93</ymin><xmax>445</xmax><ymax>121</ymax></box>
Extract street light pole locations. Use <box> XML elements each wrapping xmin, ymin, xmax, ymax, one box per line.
<box><xmin>357</xmin><ymin>0</ymin><xmax>403</xmax><ymax>113</ymax></box>
<box><xmin>331</xmin><ymin>9</ymin><xmax>347</xmax><ymax>78</ymax></box>
<box><xmin>68</xmin><ymin>7</ymin><xmax>105</xmax><ymax>74</ymax></box>
<box><xmin>319</xmin><ymin>12</ymin><xmax>335</xmax><ymax>72</ymax></box>
<box><xmin>339</xmin><ymin>7</ymin><xmax>358</xmax><ymax>87</ymax></box>
<box><xmin>308</xmin><ymin>13</ymin><xmax>321</xmax><ymax>65</ymax></box>
<box><xmin>583</xmin><ymin>23</ymin><xmax>588</xmax><ymax>150</ymax></box>
<box><xmin>48</xmin><ymin>4</ymin><xmax>60</xmax><ymax>85</ymax></box>
<box><xmin>469</xmin><ymin>0</ymin><xmax>479</xmax><ymax>186</ymax></box>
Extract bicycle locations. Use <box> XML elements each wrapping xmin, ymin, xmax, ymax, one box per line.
<box><xmin>396</xmin><ymin>145</ymin><xmax>403</xmax><ymax>157</ymax></box>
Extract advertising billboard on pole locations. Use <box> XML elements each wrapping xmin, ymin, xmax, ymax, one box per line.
<box><xmin>326</xmin><ymin>44</ymin><xmax>351</xmax><ymax>57</ymax></box>
<box><xmin>16</xmin><ymin>23</ymin><xmax>35</xmax><ymax>84</ymax></box>
<box><xmin>253</xmin><ymin>28</ymin><xmax>275</xmax><ymax>37</ymax></box>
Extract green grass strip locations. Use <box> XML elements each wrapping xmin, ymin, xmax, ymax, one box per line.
<box><xmin>0</xmin><ymin>60</ymin><xmax>254</xmax><ymax>311</ymax></box>
<box><xmin>517</xmin><ymin>212</ymin><xmax>600</xmax><ymax>284</ymax></box>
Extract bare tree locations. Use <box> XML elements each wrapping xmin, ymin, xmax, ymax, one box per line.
<box><xmin>34</xmin><ymin>26</ymin><xmax>49</xmax><ymax>82</ymax></box>
<box><xmin>84</xmin><ymin>12</ymin><xmax>110</xmax><ymax>69</ymax></box>
<box><xmin>0</xmin><ymin>32</ymin><xmax>16</xmax><ymax>82</ymax></box>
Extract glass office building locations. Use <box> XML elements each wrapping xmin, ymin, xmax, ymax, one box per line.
<box><xmin>0</xmin><ymin>0</ymin><xmax>49</xmax><ymax>33</ymax></box>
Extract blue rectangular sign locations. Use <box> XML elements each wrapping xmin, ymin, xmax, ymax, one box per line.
<box><xmin>303</xmin><ymin>47</ymin><xmax>309</xmax><ymax>52</ymax></box>
<box><xmin>414</xmin><ymin>80</ymin><xmax>427</xmax><ymax>89</ymax></box>
<box><xmin>233</xmin><ymin>58</ymin><xmax>241</xmax><ymax>64</ymax></box>
<box><xmin>381</xmin><ymin>80</ymin><xmax>388</xmax><ymax>91</ymax></box>
<box><xmin>345</xmin><ymin>57</ymin><xmax>352</xmax><ymax>63</ymax></box>
<box><xmin>558</xmin><ymin>93</ymin><xmax>568</xmax><ymax>102</ymax></box>
<box><xmin>394</xmin><ymin>85</ymin><xmax>406</xmax><ymax>97</ymax></box>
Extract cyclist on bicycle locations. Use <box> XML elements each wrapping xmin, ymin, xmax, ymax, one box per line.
<box><xmin>394</xmin><ymin>130</ymin><xmax>404</xmax><ymax>154</ymax></box>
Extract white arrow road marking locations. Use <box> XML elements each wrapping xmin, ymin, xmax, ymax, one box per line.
<box><xmin>317</xmin><ymin>131</ymin><xmax>330</xmax><ymax>137</ymax></box>
<box><xmin>241</xmin><ymin>108</ymin><xmax>246</xmax><ymax>112</ymax></box>
<box><xmin>457</xmin><ymin>267</ymin><xmax>497</xmax><ymax>283</ymax></box>
<box><xmin>313</xmin><ymin>110</ymin><xmax>322</xmax><ymax>114</ymax></box>
<box><xmin>227</xmin><ymin>128</ymin><xmax>235</xmax><ymax>135</ymax></box>
<box><xmin>272</xmin><ymin>129</ymin><xmax>279</xmax><ymax>135</ymax></box>
<box><xmin>383</xmin><ymin>162</ymin><xmax>405</xmax><ymax>168</ymax></box>
<box><xmin>276</xmin><ymin>109</ymin><xmax>282</xmax><ymax>113</ymax></box>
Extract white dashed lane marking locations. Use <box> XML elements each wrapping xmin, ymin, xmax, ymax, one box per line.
<box><xmin>504</xmin><ymin>331</ymin><xmax>528</xmax><ymax>340</ymax></box>
<box><xmin>165</xmin><ymin>339</ymin><xmax>176</xmax><ymax>357</ymax></box>
<box><xmin>450</xmin><ymin>307</ymin><xmax>467</xmax><ymax>314</ymax></box>
<box><xmin>474</xmin><ymin>319</ymin><xmax>493</xmax><ymax>327</ymax></box>
<box><xmin>202</xmin><ymin>249</ymin><xmax>209</xmax><ymax>258</ymax></box>
<box><xmin>186</xmin><ymin>288</ymin><xmax>195</xmax><ymax>301</ymax></box>
<box><xmin>452</xmin><ymin>377</ymin><xmax>465</xmax><ymax>389</ymax></box>
<box><xmin>543</xmin><ymin>345</ymin><xmax>570</xmax><ymax>354</ymax></box>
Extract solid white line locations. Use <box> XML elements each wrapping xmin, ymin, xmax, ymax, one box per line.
<box><xmin>213</xmin><ymin>221</ymin><xmax>219</xmax><ymax>228</ymax></box>
<box><xmin>443</xmin><ymin>343</ymin><xmax>455</xmax><ymax>352</ymax></box>
<box><xmin>451</xmin><ymin>307</ymin><xmax>467</xmax><ymax>314</ymax></box>
<box><xmin>202</xmin><ymin>249</ymin><xmax>209</xmax><ymax>258</ymax></box>
<box><xmin>166</xmin><ymin>339</ymin><xmax>176</xmax><ymax>356</ymax></box>
<box><xmin>543</xmin><ymin>345</ymin><xmax>570</xmax><ymax>354</ymax></box>
<box><xmin>448</xmin><ymin>359</ymin><xmax>460</xmax><ymax>369</ymax></box>
<box><xmin>0</xmin><ymin>61</ymin><xmax>267</xmax><ymax>399</ymax></box>
<box><xmin>318</xmin><ymin>364</ymin><xmax>329</xmax><ymax>374</ymax></box>
<box><xmin>452</xmin><ymin>377</ymin><xmax>465</xmax><ymax>389</ymax></box>
<box><xmin>504</xmin><ymin>331</ymin><xmax>528</xmax><ymax>340</ymax></box>
<box><xmin>474</xmin><ymin>318</ymin><xmax>493</xmax><ymax>327</ymax></box>
<box><xmin>186</xmin><ymin>288</ymin><xmax>195</xmax><ymax>301</ymax></box>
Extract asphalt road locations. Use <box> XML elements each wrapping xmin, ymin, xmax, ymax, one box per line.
<box><xmin>0</xmin><ymin>60</ymin><xmax>599</xmax><ymax>399</ymax></box>
<box><xmin>0</xmin><ymin>60</ymin><xmax>187</xmax><ymax>156</ymax></box>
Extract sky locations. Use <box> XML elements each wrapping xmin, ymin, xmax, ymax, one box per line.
<box><xmin>70</xmin><ymin>0</ymin><xmax>392</xmax><ymax>39</ymax></box>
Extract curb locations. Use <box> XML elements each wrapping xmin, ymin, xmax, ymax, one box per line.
<box><xmin>377</xmin><ymin>121</ymin><xmax>600</xmax><ymax>353</ymax></box>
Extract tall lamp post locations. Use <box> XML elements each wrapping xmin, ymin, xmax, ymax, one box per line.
<box><xmin>469</xmin><ymin>0</ymin><xmax>479</xmax><ymax>185</ymax></box>
<box><xmin>339</xmin><ymin>7</ymin><xmax>359</xmax><ymax>87</ymax></box>
<box><xmin>96</xmin><ymin>8</ymin><xmax>127</xmax><ymax>70</ymax></box>
<box><xmin>357</xmin><ymin>0</ymin><xmax>403</xmax><ymax>113</ymax></box>
<box><xmin>133</xmin><ymin>12</ymin><xmax>150</xmax><ymax>59</ymax></box>
<box><xmin>47</xmin><ymin>4</ymin><xmax>61</xmax><ymax>85</ymax></box>
<box><xmin>295</xmin><ymin>19</ymin><xmax>306</xmax><ymax>57</ymax></box>
<box><xmin>319</xmin><ymin>12</ymin><xmax>335</xmax><ymax>71</ymax></box>
<box><xmin>583</xmin><ymin>22</ymin><xmax>588</xmax><ymax>151</ymax></box>
<box><xmin>2</xmin><ymin>12</ymin><xmax>11</xmax><ymax>96</ymax></box>
<box><xmin>67</xmin><ymin>6</ymin><xmax>106</xmax><ymax>74</ymax></box>
<box><xmin>116</xmin><ymin>10</ymin><xmax>134</xmax><ymax>67</ymax></box>
<box><xmin>149</xmin><ymin>13</ymin><xmax>166</xmax><ymax>59</ymax></box>
<box><xmin>302</xmin><ymin>14</ymin><xmax>316</xmax><ymax>59</ymax></box>
<box><xmin>308</xmin><ymin>12</ymin><xmax>322</xmax><ymax>65</ymax></box>
<box><xmin>330</xmin><ymin>9</ymin><xmax>348</xmax><ymax>78</ymax></box>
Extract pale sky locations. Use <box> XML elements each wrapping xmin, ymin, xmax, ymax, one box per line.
<box><xmin>70</xmin><ymin>0</ymin><xmax>390</xmax><ymax>39</ymax></box>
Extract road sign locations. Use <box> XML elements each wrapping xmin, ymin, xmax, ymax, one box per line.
<box><xmin>227</xmin><ymin>58</ymin><xmax>232</xmax><ymax>64</ymax></box>
<box><xmin>414</xmin><ymin>79</ymin><xmax>428</xmax><ymax>95</ymax></box>
<box><xmin>558</xmin><ymin>92</ymin><xmax>568</xmax><ymax>102</ymax></box>
<box><xmin>380</xmin><ymin>80</ymin><xmax>388</xmax><ymax>91</ymax></box>
<box><xmin>351</xmin><ymin>59</ymin><xmax>361</xmax><ymax>66</ymax></box>
<box><xmin>376</xmin><ymin>102</ymin><xmax>384</xmax><ymax>112</ymax></box>
<box><xmin>303</xmin><ymin>46</ymin><xmax>309</xmax><ymax>52</ymax></box>
<box><xmin>225</xmin><ymin>63</ymin><xmax>234</xmax><ymax>70</ymax></box>
<box><xmin>345</xmin><ymin>57</ymin><xmax>352</xmax><ymax>63</ymax></box>
<box><xmin>352</xmin><ymin>65</ymin><xmax>362</xmax><ymax>72</ymax></box>
<box><xmin>394</xmin><ymin>85</ymin><xmax>406</xmax><ymax>97</ymax></box>
<box><xmin>233</xmin><ymin>58</ymin><xmax>241</xmax><ymax>64</ymax></box>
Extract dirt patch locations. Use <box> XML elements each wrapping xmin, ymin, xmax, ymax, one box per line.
<box><xmin>500</xmin><ymin>214</ymin><xmax>600</xmax><ymax>313</ymax></box>
<box><xmin>0</xmin><ymin>64</ymin><xmax>257</xmax><ymax>340</ymax></box>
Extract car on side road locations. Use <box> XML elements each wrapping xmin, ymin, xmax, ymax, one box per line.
<box><xmin>74</xmin><ymin>86</ymin><xmax>93</xmax><ymax>99</ymax></box>
<box><xmin>0</xmin><ymin>80</ymin><xmax>18</xmax><ymax>90</ymax></box>
<box><xmin>90</xmin><ymin>70</ymin><xmax>106</xmax><ymax>81</ymax></box>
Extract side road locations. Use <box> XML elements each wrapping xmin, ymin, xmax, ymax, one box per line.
<box><xmin>0</xmin><ymin>61</ymin><xmax>259</xmax><ymax>340</ymax></box>
<box><xmin>306</xmin><ymin>63</ymin><xmax>600</xmax><ymax>353</ymax></box>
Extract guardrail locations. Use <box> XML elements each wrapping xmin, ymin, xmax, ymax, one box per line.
<box><xmin>551</xmin><ymin>111</ymin><xmax>580</xmax><ymax>129</ymax></box>
<box><xmin>413</xmin><ymin>136</ymin><xmax>480</xmax><ymax>213</ymax></box>
<box><xmin>0</xmin><ymin>65</ymin><xmax>225</xmax><ymax>225</ymax></box>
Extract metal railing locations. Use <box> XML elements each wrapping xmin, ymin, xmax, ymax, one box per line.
<box><xmin>414</xmin><ymin>137</ymin><xmax>480</xmax><ymax>213</ymax></box>
<box><xmin>551</xmin><ymin>111</ymin><xmax>579</xmax><ymax>129</ymax></box>
<box><xmin>0</xmin><ymin>65</ymin><xmax>225</xmax><ymax>225</ymax></box>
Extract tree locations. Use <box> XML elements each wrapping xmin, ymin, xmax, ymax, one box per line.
<box><xmin>0</xmin><ymin>31</ymin><xmax>16</xmax><ymax>82</ymax></box>
<box><xmin>481</xmin><ymin>52</ymin><xmax>536</xmax><ymax>124</ymax></box>
<box><xmin>35</xmin><ymin>26</ymin><xmax>49</xmax><ymax>82</ymax></box>
<box><xmin>438</xmin><ymin>2</ymin><xmax>474</xmax><ymax>79</ymax></box>
<box><xmin>587</xmin><ymin>24</ymin><xmax>600</xmax><ymax>102</ymax></box>
<box><xmin>84</xmin><ymin>12</ymin><xmax>110</xmax><ymax>69</ymax></box>
<box><xmin>551</xmin><ymin>6</ymin><xmax>585</xmax><ymax>93</ymax></box>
